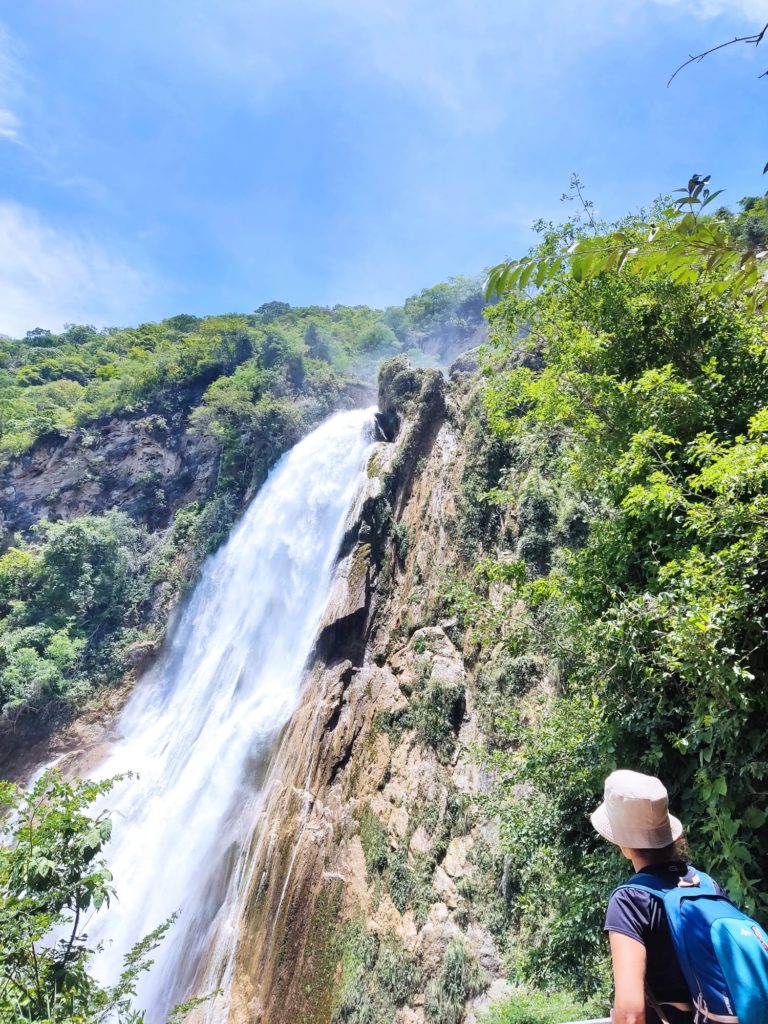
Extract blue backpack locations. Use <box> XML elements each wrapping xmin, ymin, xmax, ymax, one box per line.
<box><xmin>616</xmin><ymin>869</ymin><xmax>768</xmax><ymax>1023</ymax></box>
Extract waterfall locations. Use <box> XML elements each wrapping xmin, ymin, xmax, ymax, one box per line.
<box><xmin>88</xmin><ymin>407</ymin><xmax>376</xmax><ymax>1022</ymax></box>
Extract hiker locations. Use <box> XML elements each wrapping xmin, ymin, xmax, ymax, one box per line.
<box><xmin>591</xmin><ymin>769</ymin><xmax>768</xmax><ymax>1024</ymax></box>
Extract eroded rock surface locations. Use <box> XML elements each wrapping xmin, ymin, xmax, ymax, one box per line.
<box><xmin>223</xmin><ymin>362</ymin><xmax>511</xmax><ymax>1024</ymax></box>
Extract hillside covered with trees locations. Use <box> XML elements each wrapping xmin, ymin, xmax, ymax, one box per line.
<box><xmin>0</xmin><ymin>278</ymin><xmax>485</xmax><ymax>731</ymax></box>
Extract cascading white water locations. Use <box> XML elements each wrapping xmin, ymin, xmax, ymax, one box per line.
<box><xmin>88</xmin><ymin>407</ymin><xmax>376</xmax><ymax>1022</ymax></box>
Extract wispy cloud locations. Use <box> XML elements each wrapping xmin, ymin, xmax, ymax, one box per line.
<box><xmin>163</xmin><ymin>0</ymin><xmax>672</xmax><ymax>128</ymax></box>
<box><xmin>651</xmin><ymin>0</ymin><xmax>768</xmax><ymax>20</ymax></box>
<box><xmin>0</xmin><ymin>23</ymin><xmax>22</xmax><ymax>144</ymax></box>
<box><xmin>0</xmin><ymin>203</ymin><xmax>154</xmax><ymax>337</ymax></box>
<box><xmin>0</xmin><ymin>108</ymin><xmax>19</xmax><ymax>142</ymax></box>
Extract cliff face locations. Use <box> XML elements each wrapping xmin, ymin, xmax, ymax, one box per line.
<box><xmin>223</xmin><ymin>359</ymin><xmax>510</xmax><ymax>1024</ymax></box>
<box><xmin>0</xmin><ymin>380</ymin><xmax>375</xmax><ymax>545</ymax></box>
<box><xmin>0</xmin><ymin>378</ymin><xmax>375</xmax><ymax>780</ymax></box>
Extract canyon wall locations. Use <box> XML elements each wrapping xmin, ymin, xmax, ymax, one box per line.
<box><xmin>223</xmin><ymin>358</ymin><xmax>513</xmax><ymax>1024</ymax></box>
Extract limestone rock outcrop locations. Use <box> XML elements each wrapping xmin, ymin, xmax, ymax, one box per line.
<box><xmin>221</xmin><ymin>361</ymin><xmax>510</xmax><ymax>1024</ymax></box>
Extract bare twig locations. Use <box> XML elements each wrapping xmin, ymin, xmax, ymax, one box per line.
<box><xmin>668</xmin><ymin>22</ymin><xmax>768</xmax><ymax>86</ymax></box>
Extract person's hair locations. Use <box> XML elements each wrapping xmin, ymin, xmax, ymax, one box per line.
<box><xmin>630</xmin><ymin>835</ymin><xmax>691</xmax><ymax>867</ymax></box>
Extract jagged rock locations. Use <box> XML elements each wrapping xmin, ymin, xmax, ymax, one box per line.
<box><xmin>443</xmin><ymin>835</ymin><xmax>472</xmax><ymax>878</ymax></box>
<box><xmin>466</xmin><ymin>923</ymin><xmax>504</xmax><ymax>975</ymax></box>
<box><xmin>221</xmin><ymin>362</ymin><xmax>508</xmax><ymax>1024</ymax></box>
<box><xmin>418</xmin><ymin>903</ymin><xmax>463</xmax><ymax>972</ymax></box>
<box><xmin>395</xmin><ymin>1008</ymin><xmax>425</xmax><ymax>1024</ymax></box>
<box><xmin>388</xmin><ymin>804</ymin><xmax>410</xmax><ymax>839</ymax></box>
<box><xmin>125</xmin><ymin>639</ymin><xmax>157</xmax><ymax>671</ymax></box>
<box><xmin>466</xmin><ymin>980</ymin><xmax>513</xmax><ymax>1023</ymax></box>
<box><xmin>432</xmin><ymin>865</ymin><xmax>459</xmax><ymax>908</ymax></box>
<box><xmin>409</xmin><ymin>825</ymin><xmax>433</xmax><ymax>855</ymax></box>
<box><xmin>449</xmin><ymin>349</ymin><xmax>481</xmax><ymax>377</ymax></box>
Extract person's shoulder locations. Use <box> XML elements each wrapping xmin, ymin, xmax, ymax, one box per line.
<box><xmin>605</xmin><ymin>880</ymin><xmax>655</xmax><ymax>937</ymax></box>
<box><xmin>610</xmin><ymin>881</ymin><xmax>658</xmax><ymax>905</ymax></box>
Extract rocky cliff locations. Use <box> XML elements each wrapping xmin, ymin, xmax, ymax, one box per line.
<box><xmin>0</xmin><ymin>378</ymin><xmax>374</xmax><ymax>778</ymax></box>
<box><xmin>219</xmin><ymin>357</ymin><xmax>512</xmax><ymax>1024</ymax></box>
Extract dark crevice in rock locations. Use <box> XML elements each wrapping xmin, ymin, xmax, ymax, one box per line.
<box><xmin>312</xmin><ymin>607</ymin><xmax>369</xmax><ymax>667</ymax></box>
<box><xmin>328</xmin><ymin>725</ymin><xmax>359</xmax><ymax>785</ymax></box>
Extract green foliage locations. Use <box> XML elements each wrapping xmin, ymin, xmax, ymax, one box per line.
<box><xmin>482</xmin><ymin>988</ymin><xmax>601</xmax><ymax>1024</ymax></box>
<box><xmin>358</xmin><ymin>804</ymin><xmax>390</xmax><ymax>878</ymax></box>
<box><xmin>0</xmin><ymin>513</ymin><xmax>152</xmax><ymax>718</ymax></box>
<box><xmin>376</xmin><ymin>674</ymin><xmax>466</xmax><ymax>765</ymax></box>
<box><xmin>0</xmin><ymin>770</ymin><xmax>180</xmax><ymax>1023</ymax></box>
<box><xmin>487</xmin><ymin>176</ymin><xmax>768</xmax><ymax>315</ymax></box>
<box><xmin>387</xmin><ymin>844</ymin><xmax>413</xmax><ymax>914</ymax></box>
<box><xmin>0</xmin><ymin>286</ymin><xmax>486</xmax><ymax>466</ymax></box>
<box><xmin>0</xmin><ymin>283</ymin><xmax>486</xmax><ymax>732</ymax></box>
<box><xmin>476</xmin><ymin>654</ymin><xmax>544</xmax><ymax>748</ymax></box>
<box><xmin>454</xmin><ymin>390</ymin><xmax>515</xmax><ymax>559</ymax></box>
<box><xmin>391</xmin><ymin>520</ymin><xmax>410</xmax><ymax>563</ymax></box>
<box><xmin>409</xmin><ymin>678</ymin><xmax>465</xmax><ymax>763</ymax></box>
<box><xmin>402</xmin><ymin>277</ymin><xmax>486</xmax><ymax>348</ymax></box>
<box><xmin>478</xmin><ymin>191</ymin><xmax>768</xmax><ymax>995</ymax></box>
<box><xmin>725</xmin><ymin>194</ymin><xmax>768</xmax><ymax>252</ymax></box>
<box><xmin>424</xmin><ymin>939</ymin><xmax>486</xmax><ymax>1024</ymax></box>
<box><xmin>333</xmin><ymin>921</ymin><xmax>421</xmax><ymax>1024</ymax></box>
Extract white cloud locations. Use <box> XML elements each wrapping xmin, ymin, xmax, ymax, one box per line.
<box><xmin>62</xmin><ymin>0</ymin><xmax>766</xmax><ymax>135</ymax></box>
<box><xmin>651</xmin><ymin>0</ymin><xmax>768</xmax><ymax>19</ymax></box>
<box><xmin>0</xmin><ymin>24</ymin><xmax>22</xmax><ymax>144</ymax></box>
<box><xmin>0</xmin><ymin>202</ymin><xmax>154</xmax><ymax>337</ymax></box>
<box><xmin>166</xmin><ymin>0</ymin><xmax>658</xmax><ymax>129</ymax></box>
<box><xmin>0</xmin><ymin>108</ymin><xmax>19</xmax><ymax>142</ymax></box>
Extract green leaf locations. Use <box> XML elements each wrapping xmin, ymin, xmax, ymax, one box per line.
<box><xmin>743</xmin><ymin>806</ymin><xmax>767</xmax><ymax>829</ymax></box>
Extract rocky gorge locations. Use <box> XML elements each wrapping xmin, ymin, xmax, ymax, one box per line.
<box><xmin>223</xmin><ymin>357</ymin><xmax>514</xmax><ymax>1024</ymax></box>
<box><xmin>0</xmin><ymin>335</ymin><xmax>521</xmax><ymax>1024</ymax></box>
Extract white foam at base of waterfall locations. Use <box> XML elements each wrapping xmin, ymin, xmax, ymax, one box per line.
<box><xmin>87</xmin><ymin>407</ymin><xmax>376</xmax><ymax>1022</ymax></box>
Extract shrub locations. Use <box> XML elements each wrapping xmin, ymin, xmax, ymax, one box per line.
<box><xmin>359</xmin><ymin>804</ymin><xmax>389</xmax><ymax>877</ymax></box>
<box><xmin>410</xmin><ymin>680</ymin><xmax>466</xmax><ymax>764</ymax></box>
<box><xmin>375</xmin><ymin>937</ymin><xmax>422</xmax><ymax>1005</ymax></box>
<box><xmin>483</xmin><ymin>989</ymin><xmax>601</xmax><ymax>1024</ymax></box>
<box><xmin>0</xmin><ymin>512</ymin><xmax>152</xmax><ymax>717</ymax></box>
<box><xmin>517</xmin><ymin>489</ymin><xmax>555</xmax><ymax>534</ymax></box>
<box><xmin>0</xmin><ymin>770</ymin><xmax>187</xmax><ymax>1023</ymax></box>
<box><xmin>388</xmin><ymin>843</ymin><xmax>415</xmax><ymax>913</ymax></box>
<box><xmin>392</xmin><ymin>520</ymin><xmax>410</xmax><ymax>562</ymax></box>
<box><xmin>334</xmin><ymin>924</ymin><xmax>421</xmax><ymax>1024</ymax></box>
<box><xmin>425</xmin><ymin>939</ymin><xmax>486</xmax><ymax>1024</ymax></box>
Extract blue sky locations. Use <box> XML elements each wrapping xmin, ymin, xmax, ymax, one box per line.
<box><xmin>0</xmin><ymin>0</ymin><xmax>765</xmax><ymax>335</ymax></box>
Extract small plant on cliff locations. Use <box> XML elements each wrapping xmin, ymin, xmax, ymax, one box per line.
<box><xmin>373</xmin><ymin>679</ymin><xmax>465</xmax><ymax>764</ymax></box>
<box><xmin>424</xmin><ymin>939</ymin><xmax>486</xmax><ymax>1024</ymax></box>
<box><xmin>0</xmin><ymin>769</ymin><xmax>195</xmax><ymax>1024</ymax></box>
<box><xmin>410</xmin><ymin>679</ymin><xmax>466</xmax><ymax>764</ymax></box>
<box><xmin>334</xmin><ymin>922</ymin><xmax>421</xmax><ymax>1024</ymax></box>
<box><xmin>358</xmin><ymin>804</ymin><xmax>389</xmax><ymax>877</ymax></box>
<box><xmin>391</xmin><ymin>520</ymin><xmax>410</xmax><ymax>563</ymax></box>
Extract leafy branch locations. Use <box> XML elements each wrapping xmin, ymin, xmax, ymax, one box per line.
<box><xmin>486</xmin><ymin>175</ymin><xmax>768</xmax><ymax>315</ymax></box>
<box><xmin>0</xmin><ymin>770</ymin><xmax>209</xmax><ymax>1023</ymax></box>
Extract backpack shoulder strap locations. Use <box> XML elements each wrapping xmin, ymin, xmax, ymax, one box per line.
<box><xmin>612</xmin><ymin>867</ymin><xmax>720</xmax><ymax>910</ymax></box>
<box><xmin>612</xmin><ymin>870</ymin><xmax>669</xmax><ymax>901</ymax></box>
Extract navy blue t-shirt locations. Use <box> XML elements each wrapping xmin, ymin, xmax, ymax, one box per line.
<box><xmin>605</xmin><ymin>863</ymin><xmax>728</xmax><ymax>1024</ymax></box>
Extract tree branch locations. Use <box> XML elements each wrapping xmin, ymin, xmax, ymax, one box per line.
<box><xmin>668</xmin><ymin>21</ymin><xmax>768</xmax><ymax>86</ymax></box>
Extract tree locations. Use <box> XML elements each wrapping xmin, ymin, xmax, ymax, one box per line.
<box><xmin>0</xmin><ymin>770</ymin><xmax>183</xmax><ymax>1023</ymax></box>
<box><xmin>476</xmin><ymin>224</ymin><xmax>768</xmax><ymax>992</ymax></box>
<box><xmin>486</xmin><ymin>175</ymin><xmax>768</xmax><ymax>315</ymax></box>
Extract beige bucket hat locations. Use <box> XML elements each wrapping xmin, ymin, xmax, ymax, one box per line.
<box><xmin>591</xmin><ymin>769</ymin><xmax>683</xmax><ymax>849</ymax></box>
